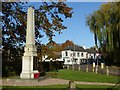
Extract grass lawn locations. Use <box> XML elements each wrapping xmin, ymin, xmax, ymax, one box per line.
<box><xmin>2</xmin><ymin>85</ymin><xmax>68</xmax><ymax>90</ymax></box>
<box><xmin>47</xmin><ymin>69</ymin><xmax>118</xmax><ymax>83</ymax></box>
<box><xmin>2</xmin><ymin>85</ymin><xmax>119</xmax><ymax>90</ymax></box>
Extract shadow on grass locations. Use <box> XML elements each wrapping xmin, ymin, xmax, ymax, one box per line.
<box><xmin>2</xmin><ymin>86</ymin><xmax>119</xmax><ymax>90</ymax></box>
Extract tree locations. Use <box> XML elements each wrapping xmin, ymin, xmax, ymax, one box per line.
<box><xmin>62</xmin><ymin>40</ymin><xmax>74</xmax><ymax>48</ymax></box>
<box><xmin>86</xmin><ymin>2</ymin><xmax>120</xmax><ymax>65</ymax></box>
<box><xmin>37</xmin><ymin>40</ymin><xmax>75</xmax><ymax>61</ymax></box>
<box><xmin>2</xmin><ymin>2</ymin><xmax>73</xmax><ymax>47</ymax></box>
<box><xmin>1</xmin><ymin>2</ymin><xmax>73</xmax><ymax>76</ymax></box>
<box><xmin>86</xmin><ymin>13</ymin><xmax>98</xmax><ymax>49</ymax></box>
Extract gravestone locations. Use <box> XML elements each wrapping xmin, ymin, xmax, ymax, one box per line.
<box><xmin>20</xmin><ymin>7</ymin><xmax>38</xmax><ymax>79</ymax></box>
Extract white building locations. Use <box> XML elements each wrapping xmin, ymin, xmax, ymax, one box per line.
<box><xmin>86</xmin><ymin>48</ymin><xmax>96</xmax><ymax>59</ymax></box>
<box><xmin>41</xmin><ymin>55</ymin><xmax>63</xmax><ymax>62</ymax></box>
<box><xmin>62</xmin><ymin>45</ymin><xmax>96</xmax><ymax>65</ymax></box>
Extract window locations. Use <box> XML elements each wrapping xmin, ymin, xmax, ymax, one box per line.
<box><xmin>73</xmin><ymin>52</ymin><xmax>76</xmax><ymax>57</ymax></box>
<box><xmin>74</xmin><ymin>59</ymin><xmax>77</xmax><ymax>63</ymax></box>
<box><xmin>77</xmin><ymin>53</ymin><xmax>80</xmax><ymax>57</ymax></box>
<box><xmin>67</xmin><ymin>60</ymin><xmax>70</xmax><ymax>62</ymax></box>
<box><xmin>65</xmin><ymin>51</ymin><xmax>68</xmax><ymax>56</ymax></box>
<box><xmin>81</xmin><ymin>53</ymin><xmax>84</xmax><ymax>57</ymax></box>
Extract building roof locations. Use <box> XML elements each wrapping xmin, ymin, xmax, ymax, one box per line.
<box><xmin>85</xmin><ymin>48</ymin><xmax>96</xmax><ymax>53</ymax></box>
<box><xmin>64</xmin><ymin>45</ymin><xmax>96</xmax><ymax>53</ymax></box>
<box><xmin>64</xmin><ymin>45</ymin><xmax>86</xmax><ymax>52</ymax></box>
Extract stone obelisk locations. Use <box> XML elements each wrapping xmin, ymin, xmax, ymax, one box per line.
<box><xmin>20</xmin><ymin>7</ymin><xmax>37</xmax><ymax>79</ymax></box>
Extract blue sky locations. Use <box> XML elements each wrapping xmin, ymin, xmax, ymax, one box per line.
<box><xmin>26</xmin><ymin>2</ymin><xmax>105</xmax><ymax>48</ymax></box>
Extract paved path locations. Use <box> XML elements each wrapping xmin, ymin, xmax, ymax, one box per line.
<box><xmin>1</xmin><ymin>78</ymin><xmax>116</xmax><ymax>86</ymax></box>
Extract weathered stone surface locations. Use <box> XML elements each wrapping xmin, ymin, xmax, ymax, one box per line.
<box><xmin>20</xmin><ymin>7</ymin><xmax>37</xmax><ymax>79</ymax></box>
